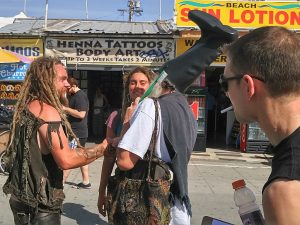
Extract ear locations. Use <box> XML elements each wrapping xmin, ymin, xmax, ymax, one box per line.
<box><xmin>243</xmin><ymin>75</ymin><xmax>255</xmax><ymax>100</ymax></box>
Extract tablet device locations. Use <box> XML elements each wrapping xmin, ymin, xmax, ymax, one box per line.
<box><xmin>201</xmin><ymin>216</ymin><xmax>234</xmax><ymax>225</ymax></box>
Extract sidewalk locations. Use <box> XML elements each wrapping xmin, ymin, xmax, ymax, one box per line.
<box><xmin>86</xmin><ymin>142</ymin><xmax>273</xmax><ymax>164</ymax></box>
<box><xmin>191</xmin><ymin>147</ymin><xmax>272</xmax><ymax>164</ymax></box>
<box><xmin>0</xmin><ymin>144</ymin><xmax>272</xmax><ymax>225</ymax></box>
<box><xmin>86</xmin><ymin>142</ymin><xmax>273</xmax><ymax>165</ymax></box>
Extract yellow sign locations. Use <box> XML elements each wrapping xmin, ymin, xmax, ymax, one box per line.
<box><xmin>176</xmin><ymin>37</ymin><xmax>227</xmax><ymax>66</ymax></box>
<box><xmin>176</xmin><ymin>1</ymin><xmax>300</xmax><ymax>30</ymax></box>
<box><xmin>0</xmin><ymin>38</ymin><xmax>43</xmax><ymax>60</ymax></box>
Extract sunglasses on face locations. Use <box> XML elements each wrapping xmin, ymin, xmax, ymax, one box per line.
<box><xmin>219</xmin><ymin>73</ymin><xmax>265</xmax><ymax>92</ymax></box>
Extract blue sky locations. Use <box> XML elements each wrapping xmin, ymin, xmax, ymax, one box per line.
<box><xmin>0</xmin><ymin>0</ymin><xmax>175</xmax><ymax>22</ymax></box>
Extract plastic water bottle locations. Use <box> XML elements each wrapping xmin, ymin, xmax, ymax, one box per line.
<box><xmin>232</xmin><ymin>179</ymin><xmax>266</xmax><ymax>225</ymax></box>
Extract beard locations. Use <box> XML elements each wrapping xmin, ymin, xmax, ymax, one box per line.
<box><xmin>148</xmin><ymin>83</ymin><xmax>163</xmax><ymax>98</ymax></box>
<box><xmin>57</xmin><ymin>88</ymin><xmax>64</xmax><ymax>98</ymax></box>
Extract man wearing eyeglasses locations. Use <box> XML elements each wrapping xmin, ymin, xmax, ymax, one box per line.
<box><xmin>222</xmin><ymin>26</ymin><xmax>300</xmax><ymax>225</ymax></box>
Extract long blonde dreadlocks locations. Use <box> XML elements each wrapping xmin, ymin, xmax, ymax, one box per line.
<box><xmin>8</xmin><ymin>56</ymin><xmax>76</xmax><ymax>148</ymax></box>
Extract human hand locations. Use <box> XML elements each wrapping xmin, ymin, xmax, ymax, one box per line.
<box><xmin>102</xmin><ymin>138</ymin><xmax>118</xmax><ymax>157</ymax></box>
<box><xmin>123</xmin><ymin>97</ymin><xmax>140</xmax><ymax>124</ymax></box>
<box><xmin>107</xmin><ymin>137</ymin><xmax>121</xmax><ymax>148</ymax></box>
<box><xmin>104</xmin><ymin>145</ymin><xmax>117</xmax><ymax>158</ymax></box>
<box><xmin>97</xmin><ymin>192</ymin><xmax>107</xmax><ymax>217</ymax></box>
<box><xmin>101</xmin><ymin>138</ymin><xmax>109</xmax><ymax>147</ymax></box>
<box><xmin>98</xmin><ymin>139</ymin><xmax>109</xmax><ymax>157</ymax></box>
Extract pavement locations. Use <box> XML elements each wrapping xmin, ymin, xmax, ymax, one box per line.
<box><xmin>0</xmin><ymin>144</ymin><xmax>273</xmax><ymax>225</ymax></box>
<box><xmin>87</xmin><ymin>142</ymin><xmax>273</xmax><ymax>164</ymax></box>
<box><xmin>191</xmin><ymin>147</ymin><xmax>272</xmax><ymax>164</ymax></box>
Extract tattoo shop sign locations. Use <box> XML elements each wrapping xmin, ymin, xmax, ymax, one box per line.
<box><xmin>45</xmin><ymin>38</ymin><xmax>175</xmax><ymax>67</ymax></box>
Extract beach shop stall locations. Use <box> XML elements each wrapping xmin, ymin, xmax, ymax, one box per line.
<box><xmin>0</xmin><ymin>49</ymin><xmax>32</xmax><ymax>108</ymax></box>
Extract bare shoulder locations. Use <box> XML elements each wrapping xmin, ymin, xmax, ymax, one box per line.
<box><xmin>264</xmin><ymin>179</ymin><xmax>300</xmax><ymax>198</ymax></box>
<box><xmin>263</xmin><ymin>179</ymin><xmax>300</xmax><ymax>224</ymax></box>
<box><xmin>27</xmin><ymin>100</ymin><xmax>61</xmax><ymax>121</ymax></box>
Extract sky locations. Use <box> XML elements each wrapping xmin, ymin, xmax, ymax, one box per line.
<box><xmin>0</xmin><ymin>0</ymin><xmax>175</xmax><ymax>22</ymax></box>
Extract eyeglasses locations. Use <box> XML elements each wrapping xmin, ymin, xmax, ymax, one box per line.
<box><xmin>219</xmin><ymin>73</ymin><xmax>265</xmax><ymax>92</ymax></box>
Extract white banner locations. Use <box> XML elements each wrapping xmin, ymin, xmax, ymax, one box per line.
<box><xmin>45</xmin><ymin>38</ymin><xmax>175</xmax><ymax>67</ymax></box>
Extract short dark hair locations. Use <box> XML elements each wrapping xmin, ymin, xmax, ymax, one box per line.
<box><xmin>161</xmin><ymin>79</ymin><xmax>175</xmax><ymax>91</ymax></box>
<box><xmin>68</xmin><ymin>77</ymin><xmax>79</xmax><ymax>87</ymax></box>
<box><xmin>223</xmin><ymin>26</ymin><xmax>300</xmax><ymax>97</ymax></box>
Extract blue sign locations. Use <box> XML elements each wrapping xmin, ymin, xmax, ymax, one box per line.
<box><xmin>0</xmin><ymin>63</ymin><xmax>29</xmax><ymax>81</ymax></box>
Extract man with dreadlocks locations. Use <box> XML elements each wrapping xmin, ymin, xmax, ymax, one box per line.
<box><xmin>2</xmin><ymin>57</ymin><xmax>108</xmax><ymax>225</ymax></box>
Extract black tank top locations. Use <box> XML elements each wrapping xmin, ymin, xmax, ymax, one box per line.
<box><xmin>263</xmin><ymin>127</ymin><xmax>300</xmax><ymax>193</ymax></box>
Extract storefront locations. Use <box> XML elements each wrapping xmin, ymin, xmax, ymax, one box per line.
<box><xmin>176</xmin><ymin>30</ymin><xmax>231</xmax><ymax>150</ymax></box>
<box><xmin>0</xmin><ymin>38</ymin><xmax>43</xmax><ymax>107</ymax></box>
<box><xmin>175</xmin><ymin>0</ymin><xmax>300</xmax><ymax>151</ymax></box>
<box><xmin>45</xmin><ymin>35</ymin><xmax>175</xmax><ymax>140</ymax></box>
<box><xmin>2</xmin><ymin>0</ymin><xmax>300</xmax><ymax>150</ymax></box>
<box><xmin>0</xmin><ymin>19</ymin><xmax>175</xmax><ymax>140</ymax></box>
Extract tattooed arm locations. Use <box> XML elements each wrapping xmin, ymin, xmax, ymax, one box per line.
<box><xmin>29</xmin><ymin>101</ymin><xmax>108</xmax><ymax>170</ymax></box>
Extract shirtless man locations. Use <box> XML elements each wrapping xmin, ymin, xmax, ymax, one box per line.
<box><xmin>2</xmin><ymin>57</ymin><xmax>108</xmax><ymax>225</ymax></box>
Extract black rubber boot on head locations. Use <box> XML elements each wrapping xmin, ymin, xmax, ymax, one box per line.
<box><xmin>162</xmin><ymin>10</ymin><xmax>238</xmax><ymax>93</ymax></box>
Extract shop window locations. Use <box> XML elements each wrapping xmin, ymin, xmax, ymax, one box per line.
<box><xmin>0</xmin><ymin>82</ymin><xmax>22</xmax><ymax>109</ymax></box>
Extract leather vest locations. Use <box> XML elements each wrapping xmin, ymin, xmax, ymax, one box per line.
<box><xmin>3</xmin><ymin>109</ymin><xmax>65</xmax><ymax>213</ymax></box>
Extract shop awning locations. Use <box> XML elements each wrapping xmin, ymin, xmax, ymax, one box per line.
<box><xmin>0</xmin><ymin>48</ymin><xmax>32</xmax><ymax>64</ymax></box>
<box><xmin>0</xmin><ymin>48</ymin><xmax>32</xmax><ymax>81</ymax></box>
<box><xmin>0</xmin><ymin>63</ymin><xmax>29</xmax><ymax>81</ymax></box>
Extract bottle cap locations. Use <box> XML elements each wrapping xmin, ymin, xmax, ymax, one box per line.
<box><xmin>232</xmin><ymin>179</ymin><xmax>246</xmax><ymax>189</ymax></box>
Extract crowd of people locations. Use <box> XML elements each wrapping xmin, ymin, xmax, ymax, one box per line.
<box><xmin>2</xmin><ymin>24</ymin><xmax>300</xmax><ymax>225</ymax></box>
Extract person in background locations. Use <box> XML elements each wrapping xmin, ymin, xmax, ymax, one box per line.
<box><xmin>63</xmin><ymin>77</ymin><xmax>91</xmax><ymax>189</ymax></box>
<box><xmin>97</xmin><ymin>66</ymin><xmax>156</xmax><ymax>216</ymax></box>
<box><xmin>94</xmin><ymin>88</ymin><xmax>108</xmax><ymax>111</ymax></box>
<box><xmin>222</xmin><ymin>26</ymin><xmax>300</xmax><ymax>224</ymax></box>
<box><xmin>2</xmin><ymin>57</ymin><xmax>108</xmax><ymax>225</ymax></box>
<box><xmin>92</xmin><ymin>87</ymin><xmax>109</xmax><ymax>142</ymax></box>
<box><xmin>59</xmin><ymin>83</ymin><xmax>69</xmax><ymax>107</ymax></box>
<box><xmin>114</xmin><ymin>79</ymin><xmax>197</xmax><ymax>224</ymax></box>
